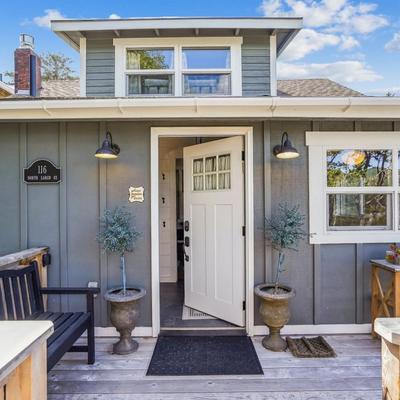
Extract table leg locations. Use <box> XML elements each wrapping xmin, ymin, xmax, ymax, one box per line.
<box><xmin>371</xmin><ymin>265</ymin><xmax>379</xmax><ymax>337</ymax></box>
<box><xmin>394</xmin><ymin>272</ymin><xmax>400</xmax><ymax>318</ymax></box>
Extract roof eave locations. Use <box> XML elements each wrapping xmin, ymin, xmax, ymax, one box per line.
<box><xmin>0</xmin><ymin>96</ymin><xmax>400</xmax><ymax>120</ymax></box>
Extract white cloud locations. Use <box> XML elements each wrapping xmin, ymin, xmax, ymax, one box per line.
<box><xmin>109</xmin><ymin>14</ymin><xmax>121</xmax><ymax>19</ymax></box>
<box><xmin>260</xmin><ymin>0</ymin><xmax>388</xmax><ymax>34</ymax></box>
<box><xmin>280</xmin><ymin>29</ymin><xmax>340</xmax><ymax>61</ymax></box>
<box><xmin>340</xmin><ymin>35</ymin><xmax>360</xmax><ymax>50</ymax></box>
<box><xmin>260</xmin><ymin>0</ymin><xmax>282</xmax><ymax>15</ymax></box>
<box><xmin>385</xmin><ymin>32</ymin><xmax>400</xmax><ymax>52</ymax></box>
<box><xmin>278</xmin><ymin>60</ymin><xmax>382</xmax><ymax>83</ymax></box>
<box><xmin>33</xmin><ymin>9</ymin><xmax>65</xmax><ymax>28</ymax></box>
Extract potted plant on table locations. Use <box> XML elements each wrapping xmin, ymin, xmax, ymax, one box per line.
<box><xmin>255</xmin><ymin>203</ymin><xmax>307</xmax><ymax>352</ymax></box>
<box><xmin>97</xmin><ymin>206</ymin><xmax>146</xmax><ymax>355</ymax></box>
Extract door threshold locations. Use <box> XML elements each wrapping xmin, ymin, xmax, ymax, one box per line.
<box><xmin>160</xmin><ymin>328</ymin><xmax>246</xmax><ymax>336</ymax></box>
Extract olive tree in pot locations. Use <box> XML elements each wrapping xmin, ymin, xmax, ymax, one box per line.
<box><xmin>97</xmin><ymin>206</ymin><xmax>145</xmax><ymax>355</ymax></box>
<box><xmin>254</xmin><ymin>203</ymin><xmax>306</xmax><ymax>352</ymax></box>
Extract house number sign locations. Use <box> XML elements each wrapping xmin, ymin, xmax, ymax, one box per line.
<box><xmin>128</xmin><ymin>186</ymin><xmax>144</xmax><ymax>203</ymax></box>
<box><xmin>23</xmin><ymin>159</ymin><xmax>61</xmax><ymax>184</ymax></box>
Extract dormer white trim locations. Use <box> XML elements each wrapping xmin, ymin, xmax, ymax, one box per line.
<box><xmin>113</xmin><ymin>37</ymin><xmax>243</xmax><ymax>97</ymax></box>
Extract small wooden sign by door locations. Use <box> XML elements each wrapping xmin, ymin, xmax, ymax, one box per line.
<box><xmin>23</xmin><ymin>159</ymin><xmax>61</xmax><ymax>184</ymax></box>
<box><xmin>129</xmin><ymin>186</ymin><xmax>144</xmax><ymax>203</ymax></box>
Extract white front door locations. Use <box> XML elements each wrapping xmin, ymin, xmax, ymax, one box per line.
<box><xmin>183</xmin><ymin>136</ymin><xmax>245</xmax><ymax>326</ymax></box>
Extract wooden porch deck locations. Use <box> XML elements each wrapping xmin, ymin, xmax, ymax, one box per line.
<box><xmin>48</xmin><ymin>334</ymin><xmax>382</xmax><ymax>400</ymax></box>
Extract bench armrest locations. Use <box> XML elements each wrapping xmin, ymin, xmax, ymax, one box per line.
<box><xmin>41</xmin><ymin>287</ymin><xmax>100</xmax><ymax>295</ymax></box>
<box><xmin>41</xmin><ymin>287</ymin><xmax>99</xmax><ymax>315</ymax></box>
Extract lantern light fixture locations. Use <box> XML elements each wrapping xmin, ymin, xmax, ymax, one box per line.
<box><xmin>273</xmin><ymin>132</ymin><xmax>300</xmax><ymax>160</ymax></box>
<box><xmin>95</xmin><ymin>131</ymin><xmax>120</xmax><ymax>159</ymax></box>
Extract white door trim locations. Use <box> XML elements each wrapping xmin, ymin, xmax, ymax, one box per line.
<box><xmin>150</xmin><ymin>126</ymin><xmax>254</xmax><ymax>337</ymax></box>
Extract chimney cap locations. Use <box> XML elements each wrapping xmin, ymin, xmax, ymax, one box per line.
<box><xmin>19</xmin><ymin>34</ymin><xmax>34</xmax><ymax>49</ymax></box>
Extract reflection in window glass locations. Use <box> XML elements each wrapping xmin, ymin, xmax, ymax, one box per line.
<box><xmin>328</xmin><ymin>193</ymin><xmax>391</xmax><ymax>229</ymax></box>
<box><xmin>327</xmin><ymin>149</ymin><xmax>392</xmax><ymax>187</ymax></box>
<box><xmin>127</xmin><ymin>75</ymin><xmax>173</xmax><ymax>95</ymax></box>
<box><xmin>183</xmin><ymin>74</ymin><xmax>231</xmax><ymax>95</ymax></box>
<box><xmin>126</xmin><ymin>49</ymin><xmax>174</xmax><ymax>70</ymax></box>
<box><xmin>182</xmin><ymin>48</ymin><xmax>230</xmax><ymax>69</ymax></box>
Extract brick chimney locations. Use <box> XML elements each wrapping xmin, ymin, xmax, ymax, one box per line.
<box><xmin>14</xmin><ymin>34</ymin><xmax>41</xmax><ymax>96</ymax></box>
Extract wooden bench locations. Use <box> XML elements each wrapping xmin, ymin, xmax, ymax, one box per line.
<box><xmin>0</xmin><ymin>262</ymin><xmax>100</xmax><ymax>371</ymax></box>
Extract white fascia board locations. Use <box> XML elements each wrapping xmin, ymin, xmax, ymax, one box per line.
<box><xmin>51</xmin><ymin>17</ymin><xmax>303</xmax><ymax>33</ymax></box>
<box><xmin>1</xmin><ymin>97</ymin><xmax>400</xmax><ymax>120</ymax></box>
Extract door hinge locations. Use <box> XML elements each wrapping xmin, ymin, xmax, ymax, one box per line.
<box><xmin>242</xmin><ymin>300</ymin><xmax>246</xmax><ymax>311</ymax></box>
<box><xmin>241</xmin><ymin>150</ymin><xmax>245</xmax><ymax>161</ymax></box>
<box><xmin>242</xmin><ymin>226</ymin><xmax>246</xmax><ymax>236</ymax></box>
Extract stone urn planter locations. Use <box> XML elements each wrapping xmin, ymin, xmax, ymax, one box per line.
<box><xmin>255</xmin><ymin>283</ymin><xmax>295</xmax><ymax>352</ymax></box>
<box><xmin>104</xmin><ymin>287</ymin><xmax>146</xmax><ymax>355</ymax></box>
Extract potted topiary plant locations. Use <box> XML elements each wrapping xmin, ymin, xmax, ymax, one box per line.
<box><xmin>255</xmin><ymin>203</ymin><xmax>307</xmax><ymax>352</ymax></box>
<box><xmin>97</xmin><ymin>206</ymin><xmax>146</xmax><ymax>355</ymax></box>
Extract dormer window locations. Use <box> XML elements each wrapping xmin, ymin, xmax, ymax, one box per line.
<box><xmin>114</xmin><ymin>37</ymin><xmax>242</xmax><ymax>97</ymax></box>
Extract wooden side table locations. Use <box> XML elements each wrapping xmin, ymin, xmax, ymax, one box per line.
<box><xmin>374</xmin><ymin>318</ymin><xmax>400</xmax><ymax>400</ymax></box>
<box><xmin>0</xmin><ymin>321</ymin><xmax>53</xmax><ymax>400</ymax></box>
<box><xmin>371</xmin><ymin>259</ymin><xmax>400</xmax><ymax>337</ymax></box>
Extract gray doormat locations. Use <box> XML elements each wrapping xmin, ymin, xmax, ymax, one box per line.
<box><xmin>147</xmin><ymin>335</ymin><xmax>264</xmax><ymax>376</ymax></box>
<box><xmin>287</xmin><ymin>336</ymin><xmax>336</xmax><ymax>358</ymax></box>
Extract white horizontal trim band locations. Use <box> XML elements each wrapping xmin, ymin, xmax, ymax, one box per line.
<box><xmin>2</xmin><ymin>97</ymin><xmax>400</xmax><ymax>120</ymax></box>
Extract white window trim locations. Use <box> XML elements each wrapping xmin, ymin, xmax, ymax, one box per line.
<box><xmin>79</xmin><ymin>37</ymin><xmax>87</xmax><ymax>97</ymax></box>
<box><xmin>114</xmin><ymin>37</ymin><xmax>243</xmax><ymax>97</ymax></box>
<box><xmin>306</xmin><ymin>131</ymin><xmax>400</xmax><ymax>244</ymax></box>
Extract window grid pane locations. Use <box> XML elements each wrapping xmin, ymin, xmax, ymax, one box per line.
<box><xmin>127</xmin><ymin>74</ymin><xmax>174</xmax><ymax>95</ymax></box>
<box><xmin>192</xmin><ymin>153</ymin><xmax>231</xmax><ymax>192</ymax></box>
<box><xmin>183</xmin><ymin>74</ymin><xmax>231</xmax><ymax>96</ymax></box>
<box><xmin>328</xmin><ymin>193</ymin><xmax>391</xmax><ymax>230</ymax></box>
<box><xmin>126</xmin><ymin>49</ymin><xmax>174</xmax><ymax>70</ymax></box>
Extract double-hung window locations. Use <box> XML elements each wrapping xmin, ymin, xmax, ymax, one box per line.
<box><xmin>114</xmin><ymin>38</ymin><xmax>242</xmax><ymax>97</ymax></box>
<box><xmin>307</xmin><ymin>131</ymin><xmax>400</xmax><ymax>244</ymax></box>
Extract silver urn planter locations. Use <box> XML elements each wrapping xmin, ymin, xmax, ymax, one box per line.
<box><xmin>104</xmin><ymin>287</ymin><xmax>146</xmax><ymax>355</ymax></box>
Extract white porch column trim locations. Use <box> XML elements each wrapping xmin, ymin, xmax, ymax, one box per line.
<box><xmin>270</xmin><ymin>34</ymin><xmax>277</xmax><ymax>97</ymax></box>
<box><xmin>79</xmin><ymin>37</ymin><xmax>87</xmax><ymax>97</ymax></box>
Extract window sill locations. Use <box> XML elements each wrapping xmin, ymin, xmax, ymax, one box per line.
<box><xmin>310</xmin><ymin>231</ymin><xmax>400</xmax><ymax>245</ymax></box>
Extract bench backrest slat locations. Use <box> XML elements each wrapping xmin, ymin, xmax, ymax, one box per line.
<box><xmin>0</xmin><ymin>262</ymin><xmax>44</xmax><ymax>320</ymax></box>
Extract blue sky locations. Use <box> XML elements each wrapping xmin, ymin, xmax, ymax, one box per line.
<box><xmin>1</xmin><ymin>0</ymin><xmax>399</xmax><ymax>95</ymax></box>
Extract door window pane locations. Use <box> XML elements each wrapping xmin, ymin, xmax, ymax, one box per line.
<box><xmin>327</xmin><ymin>149</ymin><xmax>392</xmax><ymax>187</ymax></box>
<box><xmin>218</xmin><ymin>154</ymin><xmax>230</xmax><ymax>171</ymax></box>
<box><xmin>182</xmin><ymin>48</ymin><xmax>230</xmax><ymax>69</ymax></box>
<box><xmin>126</xmin><ymin>49</ymin><xmax>174</xmax><ymax>70</ymax></box>
<box><xmin>193</xmin><ymin>176</ymin><xmax>203</xmax><ymax>191</ymax></box>
<box><xmin>183</xmin><ymin>74</ymin><xmax>231</xmax><ymax>95</ymax></box>
<box><xmin>127</xmin><ymin>74</ymin><xmax>173</xmax><ymax>95</ymax></box>
<box><xmin>205</xmin><ymin>156</ymin><xmax>217</xmax><ymax>172</ymax></box>
<box><xmin>219</xmin><ymin>173</ymin><xmax>231</xmax><ymax>189</ymax></box>
<box><xmin>328</xmin><ymin>193</ymin><xmax>391</xmax><ymax>229</ymax></box>
<box><xmin>205</xmin><ymin>174</ymin><xmax>217</xmax><ymax>190</ymax></box>
<box><xmin>193</xmin><ymin>159</ymin><xmax>203</xmax><ymax>174</ymax></box>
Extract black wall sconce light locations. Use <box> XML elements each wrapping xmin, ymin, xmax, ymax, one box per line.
<box><xmin>95</xmin><ymin>131</ymin><xmax>120</xmax><ymax>159</ymax></box>
<box><xmin>273</xmin><ymin>132</ymin><xmax>300</xmax><ymax>159</ymax></box>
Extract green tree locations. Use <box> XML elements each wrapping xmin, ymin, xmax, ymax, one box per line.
<box><xmin>41</xmin><ymin>53</ymin><xmax>76</xmax><ymax>81</ymax></box>
<box><xmin>97</xmin><ymin>207</ymin><xmax>141</xmax><ymax>294</ymax></box>
<box><xmin>265</xmin><ymin>204</ymin><xmax>307</xmax><ymax>292</ymax></box>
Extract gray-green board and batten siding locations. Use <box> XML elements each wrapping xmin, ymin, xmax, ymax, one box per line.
<box><xmin>85</xmin><ymin>35</ymin><xmax>271</xmax><ymax>97</ymax></box>
<box><xmin>0</xmin><ymin>120</ymin><xmax>396</xmax><ymax>327</ymax></box>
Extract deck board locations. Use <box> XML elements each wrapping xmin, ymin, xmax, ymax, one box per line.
<box><xmin>48</xmin><ymin>335</ymin><xmax>382</xmax><ymax>400</ymax></box>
